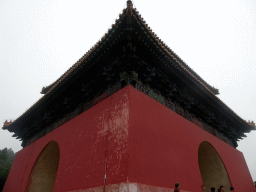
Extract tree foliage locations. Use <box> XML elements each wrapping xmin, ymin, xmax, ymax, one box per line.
<box><xmin>0</xmin><ymin>148</ymin><xmax>16</xmax><ymax>191</ymax></box>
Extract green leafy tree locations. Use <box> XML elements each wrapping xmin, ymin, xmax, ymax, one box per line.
<box><xmin>0</xmin><ymin>148</ymin><xmax>16</xmax><ymax>191</ymax></box>
<box><xmin>0</xmin><ymin>148</ymin><xmax>8</xmax><ymax>164</ymax></box>
<box><xmin>7</xmin><ymin>148</ymin><xmax>15</xmax><ymax>163</ymax></box>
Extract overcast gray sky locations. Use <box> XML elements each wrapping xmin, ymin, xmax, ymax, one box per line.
<box><xmin>0</xmin><ymin>0</ymin><xmax>255</xmax><ymax>181</ymax></box>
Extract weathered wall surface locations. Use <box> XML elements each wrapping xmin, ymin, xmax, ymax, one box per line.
<box><xmin>128</xmin><ymin>86</ymin><xmax>255</xmax><ymax>192</ymax></box>
<box><xmin>3</xmin><ymin>87</ymin><xmax>129</xmax><ymax>192</ymax></box>
<box><xmin>3</xmin><ymin>86</ymin><xmax>255</xmax><ymax>192</ymax></box>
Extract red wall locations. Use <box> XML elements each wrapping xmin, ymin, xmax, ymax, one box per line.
<box><xmin>3</xmin><ymin>86</ymin><xmax>255</xmax><ymax>192</ymax></box>
<box><xmin>3</xmin><ymin>87</ymin><xmax>130</xmax><ymax>192</ymax></box>
<box><xmin>128</xmin><ymin>86</ymin><xmax>256</xmax><ymax>191</ymax></box>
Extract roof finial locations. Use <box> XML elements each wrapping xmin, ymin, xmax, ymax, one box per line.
<box><xmin>127</xmin><ymin>0</ymin><xmax>133</xmax><ymax>5</ymax></box>
<box><xmin>126</xmin><ymin>0</ymin><xmax>133</xmax><ymax>16</ymax></box>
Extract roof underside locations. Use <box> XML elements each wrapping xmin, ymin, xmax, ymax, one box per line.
<box><xmin>3</xmin><ymin>1</ymin><xmax>254</xmax><ymax>147</ymax></box>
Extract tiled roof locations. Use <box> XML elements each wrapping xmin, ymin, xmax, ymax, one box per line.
<box><xmin>131</xmin><ymin>8</ymin><xmax>252</xmax><ymax>129</ymax></box>
<box><xmin>3</xmin><ymin>9</ymin><xmax>126</xmax><ymax>131</ymax></box>
<box><xmin>3</xmin><ymin>0</ymin><xmax>254</xmax><ymax>134</ymax></box>
<box><xmin>133</xmin><ymin>9</ymin><xmax>219</xmax><ymax>95</ymax></box>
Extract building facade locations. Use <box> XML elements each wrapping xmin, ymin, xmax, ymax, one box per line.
<box><xmin>3</xmin><ymin>1</ymin><xmax>255</xmax><ymax>192</ymax></box>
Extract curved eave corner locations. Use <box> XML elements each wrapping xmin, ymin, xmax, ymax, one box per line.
<box><xmin>246</xmin><ymin>120</ymin><xmax>256</xmax><ymax>131</ymax></box>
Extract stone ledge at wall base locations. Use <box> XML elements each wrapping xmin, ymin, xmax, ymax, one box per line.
<box><xmin>68</xmin><ymin>183</ymin><xmax>191</xmax><ymax>192</ymax></box>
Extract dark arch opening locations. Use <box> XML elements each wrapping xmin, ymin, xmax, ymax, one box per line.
<box><xmin>26</xmin><ymin>141</ymin><xmax>60</xmax><ymax>192</ymax></box>
<box><xmin>198</xmin><ymin>141</ymin><xmax>231</xmax><ymax>192</ymax></box>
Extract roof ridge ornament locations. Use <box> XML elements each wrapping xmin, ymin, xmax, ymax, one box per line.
<box><xmin>127</xmin><ymin>0</ymin><xmax>133</xmax><ymax>16</ymax></box>
<box><xmin>247</xmin><ymin>120</ymin><xmax>256</xmax><ymax>129</ymax></box>
<box><xmin>2</xmin><ymin>119</ymin><xmax>14</xmax><ymax>129</ymax></box>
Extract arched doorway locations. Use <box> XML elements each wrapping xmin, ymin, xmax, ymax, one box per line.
<box><xmin>198</xmin><ymin>141</ymin><xmax>231</xmax><ymax>192</ymax></box>
<box><xmin>26</xmin><ymin>141</ymin><xmax>60</xmax><ymax>192</ymax></box>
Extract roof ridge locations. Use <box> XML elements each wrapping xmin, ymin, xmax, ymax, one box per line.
<box><xmin>4</xmin><ymin>7</ymin><xmax>128</xmax><ymax>129</ymax></box>
<box><xmin>131</xmin><ymin>8</ymin><xmax>252</xmax><ymax>127</ymax></box>
<box><xmin>132</xmin><ymin>9</ymin><xmax>219</xmax><ymax>95</ymax></box>
<box><xmin>41</xmin><ymin>1</ymin><xmax>134</xmax><ymax>95</ymax></box>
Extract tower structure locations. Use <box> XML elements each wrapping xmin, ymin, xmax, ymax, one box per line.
<box><xmin>3</xmin><ymin>1</ymin><xmax>256</xmax><ymax>192</ymax></box>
